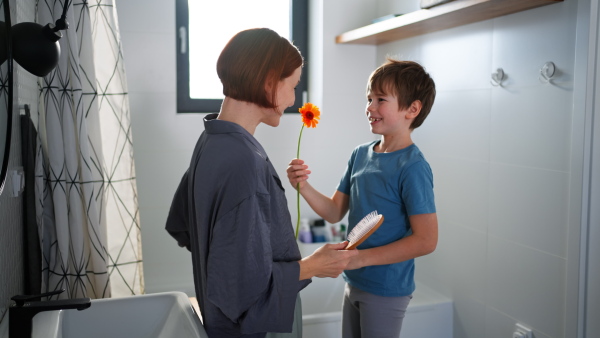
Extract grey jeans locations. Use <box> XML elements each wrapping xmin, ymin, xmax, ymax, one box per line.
<box><xmin>342</xmin><ymin>283</ymin><xmax>412</xmax><ymax>338</ymax></box>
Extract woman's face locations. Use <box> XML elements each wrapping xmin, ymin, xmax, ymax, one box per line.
<box><xmin>263</xmin><ymin>67</ymin><xmax>302</xmax><ymax>127</ymax></box>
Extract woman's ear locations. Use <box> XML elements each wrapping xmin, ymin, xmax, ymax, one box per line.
<box><xmin>264</xmin><ymin>78</ymin><xmax>274</xmax><ymax>94</ymax></box>
<box><xmin>406</xmin><ymin>100</ymin><xmax>422</xmax><ymax>118</ymax></box>
<box><xmin>264</xmin><ymin>70</ymin><xmax>278</xmax><ymax>95</ymax></box>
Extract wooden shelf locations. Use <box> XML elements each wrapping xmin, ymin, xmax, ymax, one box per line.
<box><xmin>336</xmin><ymin>0</ymin><xmax>563</xmax><ymax>45</ymax></box>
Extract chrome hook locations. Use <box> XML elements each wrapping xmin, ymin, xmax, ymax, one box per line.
<box><xmin>491</xmin><ymin>68</ymin><xmax>505</xmax><ymax>87</ymax></box>
<box><xmin>539</xmin><ymin>61</ymin><xmax>556</xmax><ymax>83</ymax></box>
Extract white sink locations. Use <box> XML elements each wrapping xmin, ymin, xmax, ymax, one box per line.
<box><xmin>0</xmin><ymin>292</ymin><xmax>207</xmax><ymax>338</ymax></box>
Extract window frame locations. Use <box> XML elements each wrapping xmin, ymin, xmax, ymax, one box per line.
<box><xmin>175</xmin><ymin>0</ymin><xmax>309</xmax><ymax>113</ymax></box>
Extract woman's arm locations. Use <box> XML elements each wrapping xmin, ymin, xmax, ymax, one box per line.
<box><xmin>287</xmin><ymin>159</ymin><xmax>349</xmax><ymax>223</ymax></box>
<box><xmin>345</xmin><ymin>213</ymin><xmax>438</xmax><ymax>270</ymax></box>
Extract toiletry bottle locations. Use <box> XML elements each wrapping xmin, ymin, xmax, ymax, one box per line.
<box><xmin>339</xmin><ymin>223</ymin><xmax>347</xmax><ymax>241</ymax></box>
<box><xmin>299</xmin><ymin>219</ymin><xmax>312</xmax><ymax>243</ymax></box>
<box><xmin>310</xmin><ymin>219</ymin><xmax>327</xmax><ymax>242</ymax></box>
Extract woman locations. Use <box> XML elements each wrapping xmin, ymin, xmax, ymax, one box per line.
<box><xmin>166</xmin><ymin>28</ymin><xmax>357</xmax><ymax>338</ymax></box>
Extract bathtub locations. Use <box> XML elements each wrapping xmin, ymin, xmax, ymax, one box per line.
<box><xmin>299</xmin><ymin>244</ymin><xmax>453</xmax><ymax>338</ymax></box>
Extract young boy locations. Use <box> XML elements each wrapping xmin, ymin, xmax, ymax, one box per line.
<box><xmin>286</xmin><ymin>59</ymin><xmax>438</xmax><ymax>338</ymax></box>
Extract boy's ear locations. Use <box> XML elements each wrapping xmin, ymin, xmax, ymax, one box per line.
<box><xmin>406</xmin><ymin>100</ymin><xmax>422</xmax><ymax>119</ymax></box>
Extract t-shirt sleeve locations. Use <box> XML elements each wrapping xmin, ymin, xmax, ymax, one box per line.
<box><xmin>400</xmin><ymin>160</ymin><xmax>436</xmax><ymax>216</ymax></box>
<box><xmin>206</xmin><ymin>193</ymin><xmax>309</xmax><ymax>334</ymax></box>
<box><xmin>337</xmin><ymin>148</ymin><xmax>358</xmax><ymax>195</ymax></box>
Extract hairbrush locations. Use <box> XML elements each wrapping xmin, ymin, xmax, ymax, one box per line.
<box><xmin>344</xmin><ymin>210</ymin><xmax>384</xmax><ymax>250</ymax></box>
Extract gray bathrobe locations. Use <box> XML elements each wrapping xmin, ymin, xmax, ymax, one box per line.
<box><xmin>166</xmin><ymin>113</ymin><xmax>310</xmax><ymax>338</ymax></box>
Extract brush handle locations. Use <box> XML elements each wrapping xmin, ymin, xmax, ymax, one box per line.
<box><xmin>344</xmin><ymin>215</ymin><xmax>385</xmax><ymax>250</ymax></box>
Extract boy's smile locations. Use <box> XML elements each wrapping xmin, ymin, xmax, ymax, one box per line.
<box><xmin>365</xmin><ymin>90</ymin><xmax>404</xmax><ymax>135</ymax></box>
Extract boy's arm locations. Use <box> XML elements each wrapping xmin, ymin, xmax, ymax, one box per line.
<box><xmin>299</xmin><ymin>184</ymin><xmax>349</xmax><ymax>224</ymax></box>
<box><xmin>287</xmin><ymin>159</ymin><xmax>349</xmax><ymax>223</ymax></box>
<box><xmin>345</xmin><ymin>213</ymin><xmax>438</xmax><ymax>270</ymax></box>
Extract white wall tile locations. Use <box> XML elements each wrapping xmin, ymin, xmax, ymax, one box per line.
<box><xmin>134</xmin><ymin>149</ymin><xmax>192</xmax><ymax>209</ymax></box>
<box><xmin>129</xmin><ymin>92</ymin><xmax>204</xmax><ymax>153</ymax></box>
<box><xmin>484</xmin><ymin>307</ymin><xmax>552</xmax><ymax>338</ymax></box>
<box><xmin>138</xmin><ymin>206</ymin><xmax>195</xmax><ymax>295</ymax></box>
<box><xmin>415</xmin><ymin>89</ymin><xmax>492</xmax><ymax>162</ymax></box>
<box><xmin>116</xmin><ymin>0</ymin><xmax>175</xmax><ymax>34</ymax></box>
<box><xmin>121</xmin><ymin>32</ymin><xmax>176</xmax><ymax>94</ymax></box>
<box><xmin>429</xmin><ymin>156</ymin><xmax>490</xmax><ymax>232</ymax></box>
<box><xmin>417</xmin><ymin>222</ymin><xmax>487</xmax><ymax>302</ymax></box>
<box><xmin>378</xmin><ymin>34</ymin><xmax>423</xmax><ymax>63</ymax></box>
<box><xmin>490</xmin><ymin>85</ymin><xmax>573</xmax><ymax>172</ymax></box>
<box><xmin>452</xmin><ymin>290</ymin><xmax>486</xmax><ymax>338</ymax></box>
<box><xmin>492</xmin><ymin>2</ymin><xmax>575</xmax><ymax>88</ymax></box>
<box><xmin>488</xmin><ymin>162</ymin><xmax>569</xmax><ymax>258</ymax></box>
<box><xmin>420</xmin><ymin>21</ymin><xmax>494</xmax><ymax>91</ymax></box>
<box><xmin>486</xmin><ymin>236</ymin><xmax>566</xmax><ymax>337</ymax></box>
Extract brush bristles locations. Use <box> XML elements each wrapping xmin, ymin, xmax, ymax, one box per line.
<box><xmin>347</xmin><ymin>210</ymin><xmax>381</xmax><ymax>243</ymax></box>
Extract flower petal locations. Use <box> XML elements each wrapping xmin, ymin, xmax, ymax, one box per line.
<box><xmin>299</xmin><ymin>102</ymin><xmax>320</xmax><ymax>128</ymax></box>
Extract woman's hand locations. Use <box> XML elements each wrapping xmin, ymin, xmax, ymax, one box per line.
<box><xmin>298</xmin><ymin>242</ymin><xmax>358</xmax><ymax>280</ymax></box>
<box><xmin>287</xmin><ymin>159</ymin><xmax>311</xmax><ymax>191</ymax></box>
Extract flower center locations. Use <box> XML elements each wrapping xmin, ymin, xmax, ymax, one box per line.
<box><xmin>305</xmin><ymin>112</ymin><xmax>314</xmax><ymax>120</ymax></box>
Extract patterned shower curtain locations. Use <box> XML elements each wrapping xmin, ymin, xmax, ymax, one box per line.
<box><xmin>34</xmin><ymin>0</ymin><xmax>143</xmax><ymax>298</ymax></box>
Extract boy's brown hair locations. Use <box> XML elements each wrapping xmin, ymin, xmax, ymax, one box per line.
<box><xmin>217</xmin><ymin>28</ymin><xmax>303</xmax><ymax>109</ymax></box>
<box><xmin>367</xmin><ymin>59</ymin><xmax>436</xmax><ymax>129</ymax></box>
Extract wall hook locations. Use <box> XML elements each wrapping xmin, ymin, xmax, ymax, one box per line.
<box><xmin>539</xmin><ymin>61</ymin><xmax>556</xmax><ymax>83</ymax></box>
<box><xmin>491</xmin><ymin>68</ymin><xmax>505</xmax><ymax>86</ymax></box>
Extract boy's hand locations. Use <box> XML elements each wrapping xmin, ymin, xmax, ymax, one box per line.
<box><xmin>286</xmin><ymin>159</ymin><xmax>311</xmax><ymax>190</ymax></box>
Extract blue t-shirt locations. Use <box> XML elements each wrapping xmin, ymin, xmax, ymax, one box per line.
<box><xmin>337</xmin><ymin>141</ymin><xmax>436</xmax><ymax>297</ymax></box>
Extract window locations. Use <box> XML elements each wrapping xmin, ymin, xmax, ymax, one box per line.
<box><xmin>176</xmin><ymin>0</ymin><xmax>308</xmax><ymax>113</ymax></box>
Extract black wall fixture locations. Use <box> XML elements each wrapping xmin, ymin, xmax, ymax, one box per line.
<box><xmin>11</xmin><ymin>0</ymin><xmax>71</xmax><ymax>77</ymax></box>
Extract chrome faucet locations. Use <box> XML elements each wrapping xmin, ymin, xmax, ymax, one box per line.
<box><xmin>9</xmin><ymin>289</ymin><xmax>91</xmax><ymax>338</ymax></box>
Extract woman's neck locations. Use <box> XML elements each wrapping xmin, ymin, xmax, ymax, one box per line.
<box><xmin>217</xmin><ymin>97</ymin><xmax>262</xmax><ymax>135</ymax></box>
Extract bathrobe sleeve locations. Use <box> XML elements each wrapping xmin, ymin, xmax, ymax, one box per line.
<box><xmin>206</xmin><ymin>191</ymin><xmax>305</xmax><ymax>334</ymax></box>
<box><xmin>165</xmin><ymin>170</ymin><xmax>191</xmax><ymax>251</ymax></box>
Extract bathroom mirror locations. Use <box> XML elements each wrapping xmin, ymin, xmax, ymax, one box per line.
<box><xmin>0</xmin><ymin>0</ymin><xmax>12</xmax><ymax>196</ymax></box>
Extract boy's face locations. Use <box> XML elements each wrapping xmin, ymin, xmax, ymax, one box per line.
<box><xmin>365</xmin><ymin>89</ymin><xmax>413</xmax><ymax>136</ymax></box>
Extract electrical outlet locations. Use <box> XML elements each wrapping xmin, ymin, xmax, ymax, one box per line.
<box><xmin>513</xmin><ymin>323</ymin><xmax>533</xmax><ymax>338</ymax></box>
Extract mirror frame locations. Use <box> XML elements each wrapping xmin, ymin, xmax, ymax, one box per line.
<box><xmin>0</xmin><ymin>0</ymin><xmax>12</xmax><ymax>196</ymax></box>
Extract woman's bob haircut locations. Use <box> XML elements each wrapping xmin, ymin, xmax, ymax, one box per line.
<box><xmin>217</xmin><ymin>28</ymin><xmax>304</xmax><ymax>109</ymax></box>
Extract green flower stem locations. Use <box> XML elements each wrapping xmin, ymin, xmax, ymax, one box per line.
<box><xmin>295</xmin><ymin>124</ymin><xmax>305</xmax><ymax>239</ymax></box>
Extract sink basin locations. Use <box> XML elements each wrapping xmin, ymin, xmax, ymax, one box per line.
<box><xmin>0</xmin><ymin>292</ymin><xmax>207</xmax><ymax>338</ymax></box>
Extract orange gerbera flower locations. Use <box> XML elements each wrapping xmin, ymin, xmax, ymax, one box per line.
<box><xmin>295</xmin><ymin>102</ymin><xmax>320</xmax><ymax>239</ymax></box>
<box><xmin>299</xmin><ymin>102</ymin><xmax>320</xmax><ymax>128</ymax></box>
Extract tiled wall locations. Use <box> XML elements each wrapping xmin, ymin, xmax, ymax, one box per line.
<box><xmin>376</xmin><ymin>2</ymin><xmax>581</xmax><ymax>338</ymax></box>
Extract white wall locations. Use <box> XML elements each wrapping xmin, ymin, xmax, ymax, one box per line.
<box><xmin>117</xmin><ymin>1</ymin><xmax>592</xmax><ymax>338</ymax></box>
<box><xmin>373</xmin><ymin>1</ymin><xmax>583</xmax><ymax>338</ymax></box>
